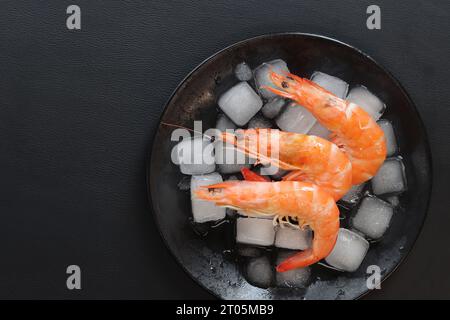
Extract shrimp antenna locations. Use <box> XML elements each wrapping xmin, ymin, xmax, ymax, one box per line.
<box><xmin>160</xmin><ymin>121</ymin><xmax>216</xmax><ymax>141</ymax></box>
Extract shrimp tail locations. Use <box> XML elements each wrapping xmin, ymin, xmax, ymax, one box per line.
<box><xmin>276</xmin><ymin>249</ymin><xmax>320</xmax><ymax>272</ymax></box>
<box><xmin>277</xmin><ymin>220</ymin><xmax>339</xmax><ymax>272</ymax></box>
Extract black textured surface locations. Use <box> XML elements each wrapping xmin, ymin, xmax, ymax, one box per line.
<box><xmin>0</xmin><ymin>0</ymin><xmax>448</xmax><ymax>299</ymax></box>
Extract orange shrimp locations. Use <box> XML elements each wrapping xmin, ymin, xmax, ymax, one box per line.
<box><xmin>220</xmin><ymin>128</ymin><xmax>352</xmax><ymax>200</ymax></box>
<box><xmin>195</xmin><ymin>180</ymin><xmax>340</xmax><ymax>271</ymax></box>
<box><xmin>266</xmin><ymin>72</ymin><xmax>387</xmax><ymax>185</ymax></box>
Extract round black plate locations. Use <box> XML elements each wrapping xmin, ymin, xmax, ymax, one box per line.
<box><xmin>148</xmin><ymin>33</ymin><xmax>432</xmax><ymax>300</ymax></box>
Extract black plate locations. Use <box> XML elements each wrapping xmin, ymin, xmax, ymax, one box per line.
<box><xmin>148</xmin><ymin>33</ymin><xmax>432</xmax><ymax>300</ymax></box>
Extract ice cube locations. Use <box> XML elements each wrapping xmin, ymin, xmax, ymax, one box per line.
<box><xmin>386</xmin><ymin>196</ymin><xmax>400</xmax><ymax>207</ymax></box>
<box><xmin>261</xmin><ymin>98</ymin><xmax>286</xmax><ymax>119</ymax></box>
<box><xmin>237</xmin><ymin>244</ymin><xmax>264</xmax><ymax>258</ymax></box>
<box><xmin>248</xmin><ymin>114</ymin><xmax>273</xmax><ymax>129</ymax></box>
<box><xmin>275</xmin><ymin>226</ymin><xmax>312</xmax><ymax>250</ymax></box>
<box><xmin>236</xmin><ymin>217</ymin><xmax>275</xmax><ymax>246</ymax></box>
<box><xmin>347</xmin><ymin>86</ymin><xmax>386</xmax><ymax>121</ymax></box>
<box><xmin>341</xmin><ymin>183</ymin><xmax>366</xmax><ymax>205</ymax></box>
<box><xmin>234</xmin><ymin>62</ymin><xmax>253</xmax><ymax>81</ymax></box>
<box><xmin>215</xmin><ymin>113</ymin><xmax>237</xmax><ymax>131</ymax></box>
<box><xmin>254</xmin><ymin>59</ymin><xmax>290</xmax><ymax>99</ymax></box>
<box><xmin>190</xmin><ymin>173</ymin><xmax>226</xmax><ymax>223</ymax></box>
<box><xmin>214</xmin><ymin>141</ymin><xmax>253</xmax><ymax>174</ymax></box>
<box><xmin>176</xmin><ymin>137</ymin><xmax>215</xmax><ymax>175</ymax></box>
<box><xmin>245</xmin><ymin>256</ymin><xmax>273</xmax><ymax>288</ymax></box>
<box><xmin>258</xmin><ymin>164</ymin><xmax>283</xmax><ymax>178</ymax></box>
<box><xmin>325</xmin><ymin>228</ymin><xmax>369</xmax><ymax>272</ymax></box>
<box><xmin>256</xmin><ymin>164</ymin><xmax>273</xmax><ymax>176</ymax></box>
<box><xmin>275</xmin><ymin>251</ymin><xmax>311</xmax><ymax>288</ymax></box>
<box><xmin>378</xmin><ymin>119</ymin><xmax>398</xmax><ymax>157</ymax></box>
<box><xmin>307</xmin><ymin>122</ymin><xmax>331</xmax><ymax>140</ymax></box>
<box><xmin>276</xmin><ymin>102</ymin><xmax>316</xmax><ymax>134</ymax></box>
<box><xmin>352</xmin><ymin>196</ymin><xmax>394</xmax><ymax>239</ymax></box>
<box><xmin>218</xmin><ymin>82</ymin><xmax>263</xmax><ymax>126</ymax></box>
<box><xmin>270</xmin><ymin>168</ymin><xmax>289</xmax><ymax>181</ymax></box>
<box><xmin>311</xmin><ymin>71</ymin><xmax>349</xmax><ymax>98</ymax></box>
<box><xmin>371</xmin><ymin>158</ymin><xmax>407</xmax><ymax>195</ymax></box>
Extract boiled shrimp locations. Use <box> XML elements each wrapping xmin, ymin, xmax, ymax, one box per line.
<box><xmin>195</xmin><ymin>180</ymin><xmax>340</xmax><ymax>271</ymax></box>
<box><xmin>267</xmin><ymin>72</ymin><xmax>387</xmax><ymax>185</ymax></box>
<box><xmin>221</xmin><ymin>128</ymin><xmax>352</xmax><ymax>200</ymax></box>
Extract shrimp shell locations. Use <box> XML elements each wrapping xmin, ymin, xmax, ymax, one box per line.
<box><xmin>194</xmin><ymin>180</ymin><xmax>340</xmax><ymax>271</ymax></box>
<box><xmin>221</xmin><ymin>128</ymin><xmax>352</xmax><ymax>200</ymax></box>
<box><xmin>267</xmin><ymin>72</ymin><xmax>387</xmax><ymax>185</ymax></box>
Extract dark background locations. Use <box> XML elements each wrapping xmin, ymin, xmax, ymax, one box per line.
<box><xmin>0</xmin><ymin>0</ymin><xmax>448</xmax><ymax>299</ymax></box>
